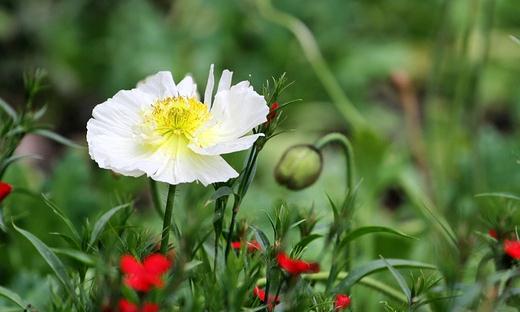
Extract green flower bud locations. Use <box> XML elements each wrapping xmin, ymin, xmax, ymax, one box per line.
<box><xmin>274</xmin><ymin>144</ymin><xmax>323</xmax><ymax>190</ymax></box>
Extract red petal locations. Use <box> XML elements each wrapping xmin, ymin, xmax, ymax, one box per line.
<box><xmin>231</xmin><ymin>242</ymin><xmax>242</xmax><ymax>249</ymax></box>
<box><xmin>124</xmin><ymin>275</ymin><xmax>151</xmax><ymax>292</ymax></box>
<box><xmin>488</xmin><ymin>229</ymin><xmax>497</xmax><ymax>239</ymax></box>
<box><xmin>120</xmin><ymin>255</ymin><xmax>142</xmax><ymax>274</ymax></box>
<box><xmin>277</xmin><ymin>252</ymin><xmax>319</xmax><ymax>275</ymax></box>
<box><xmin>253</xmin><ymin>286</ymin><xmax>266</xmax><ymax>301</ymax></box>
<box><xmin>247</xmin><ymin>240</ymin><xmax>262</xmax><ymax>252</ymax></box>
<box><xmin>143</xmin><ymin>253</ymin><xmax>172</xmax><ymax>275</ymax></box>
<box><xmin>334</xmin><ymin>294</ymin><xmax>351</xmax><ymax>310</ymax></box>
<box><xmin>0</xmin><ymin>182</ymin><xmax>12</xmax><ymax>202</ymax></box>
<box><xmin>142</xmin><ymin>303</ymin><xmax>159</xmax><ymax>312</ymax></box>
<box><xmin>504</xmin><ymin>240</ymin><xmax>520</xmax><ymax>259</ymax></box>
<box><xmin>118</xmin><ymin>299</ymin><xmax>138</xmax><ymax>312</ymax></box>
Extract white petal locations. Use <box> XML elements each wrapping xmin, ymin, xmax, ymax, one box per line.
<box><xmin>209</xmin><ymin>83</ymin><xmax>268</xmax><ymax>140</ymax></box>
<box><xmin>177</xmin><ymin>75</ymin><xmax>197</xmax><ymax>98</ymax></box>
<box><xmin>150</xmin><ymin>143</ymin><xmax>238</xmax><ymax>186</ymax></box>
<box><xmin>86</xmin><ymin>88</ymin><xmax>159</xmax><ymax>176</ymax></box>
<box><xmin>136</xmin><ymin>71</ymin><xmax>177</xmax><ymax>98</ymax></box>
<box><xmin>217</xmin><ymin>69</ymin><xmax>233</xmax><ymax>92</ymax></box>
<box><xmin>204</xmin><ymin>64</ymin><xmax>215</xmax><ymax>107</ymax></box>
<box><xmin>189</xmin><ymin>133</ymin><xmax>263</xmax><ymax>155</ymax></box>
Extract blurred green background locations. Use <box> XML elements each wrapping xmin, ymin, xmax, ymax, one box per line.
<box><xmin>1</xmin><ymin>0</ymin><xmax>520</xmax><ymax>310</ymax></box>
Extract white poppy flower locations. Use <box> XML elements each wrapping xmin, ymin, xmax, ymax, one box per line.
<box><xmin>86</xmin><ymin>65</ymin><xmax>268</xmax><ymax>186</ymax></box>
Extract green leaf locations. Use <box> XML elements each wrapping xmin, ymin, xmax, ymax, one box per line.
<box><xmin>291</xmin><ymin>234</ymin><xmax>322</xmax><ymax>257</ymax></box>
<box><xmin>89</xmin><ymin>203</ymin><xmax>129</xmax><ymax>247</ymax></box>
<box><xmin>32</xmin><ymin>129</ymin><xmax>83</xmax><ymax>149</ymax></box>
<box><xmin>0</xmin><ymin>97</ymin><xmax>17</xmax><ymax>120</ymax></box>
<box><xmin>380</xmin><ymin>256</ymin><xmax>412</xmax><ymax>303</ymax></box>
<box><xmin>475</xmin><ymin>192</ymin><xmax>520</xmax><ymax>202</ymax></box>
<box><xmin>51</xmin><ymin>248</ymin><xmax>96</xmax><ymax>266</ymax></box>
<box><xmin>339</xmin><ymin>226</ymin><xmax>415</xmax><ymax>249</ymax></box>
<box><xmin>252</xmin><ymin>226</ymin><xmax>270</xmax><ymax>250</ymax></box>
<box><xmin>42</xmin><ymin>194</ymin><xmax>81</xmax><ymax>244</ymax></box>
<box><xmin>13</xmin><ymin>223</ymin><xmax>75</xmax><ymax>297</ymax></box>
<box><xmin>1</xmin><ymin>154</ymin><xmax>42</xmax><ymax>169</ymax></box>
<box><xmin>334</xmin><ymin>259</ymin><xmax>436</xmax><ymax>292</ymax></box>
<box><xmin>0</xmin><ymin>285</ymin><xmax>27</xmax><ymax>309</ymax></box>
<box><xmin>206</xmin><ymin>186</ymin><xmax>234</xmax><ymax>206</ymax></box>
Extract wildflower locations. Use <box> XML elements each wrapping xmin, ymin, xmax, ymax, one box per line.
<box><xmin>120</xmin><ymin>253</ymin><xmax>172</xmax><ymax>292</ymax></box>
<box><xmin>0</xmin><ymin>181</ymin><xmax>12</xmax><ymax>203</ymax></box>
<box><xmin>488</xmin><ymin>229</ymin><xmax>497</xmax><ymax>239</ymax></box>
<box><xmin>118</xmin><ymin>299</ymin><xmax>159</xmax><ymax>312</ymax></box>
<box><xmin>253</xmin><ymin>286</ymin><xmax>280</xmax><ymax>310</ymax></box>
<box><xmin>504</xmin><ymin>239</ymin><xmax>520</xmax><ymax>259</ymax></box>
<box><xmin>277</xmin><ymin>252</ymin><xmax>319</xmax><ymax>275</ymax></box>
<box><xmin>267</xmin><ymin>102</ymin><xmax>279</xmax><ymax>123</ymax></box>
<box><xmin>334</xmin><ymin>294</ymin><xmax>351</xmax><ymax>310</ymax></box>
<box><xmin>275</xmin><ymin>145</ymin><xmax>323</xmax><ymax>190</ymax></box>
<box><xmin>87</xmin><ymin>65</ymin><xmax>269</xmax><ymax>186</ymax></box>
<box><xmin>231</xmin><ymin>240</ymin><xmax>261</xmax><ymax>252</ymax></box>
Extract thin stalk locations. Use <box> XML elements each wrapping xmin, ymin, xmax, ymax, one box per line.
<box><xmin>255</xmin><ymin>0</ymin><xmax>368</xmax><ymax>134</ymax></box>
<box><xmin>160</xmin><ymin>184</ymin><xmax>177</xmax><ymax>254</ymax></box>
<box><xmin>314</xmin><ymin>132</ymin><xmax>355</xmax><ymax>194</ymax></box>
<box><xmin>224</xmin><ymin>147</ymin><xmax>260</xmax><ymax>260</ymax></box>
<box><xmin>149</xmin><ymin>179</ymin><xmax>163</xmax><ymax>217</ymax></box>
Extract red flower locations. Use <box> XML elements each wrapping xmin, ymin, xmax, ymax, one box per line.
<box><xmin>254</xmin><ymin>287</ymin><xmax>280</xmax><ymax>310</ymax></box>
<box><xmin>504</xmin><ymin>239</ymin><xmax>520</xmax><ymax>259</ymax></box>
<box><xmin>277</xmin><ymin>252</ymin><xmax>319</xmax><ymax>275</ymax></box>
<box><xmin>118</xmin><ymin>299</ymin><xmax>159</xmax><ymax>312</ymax></box>
<box><xmin>334</xmin><ymin>294</ymin><xmax>351</xmax><ymax>310</ymax></box>
<box><xmin>231</xmin><ymin>240</ymin><xmax>261</xmax><ymax>252</ymax></box>
<box><xmin>267</xmin><ymin>102</ymin><xmax>279</xmax><ymax>123</ymax></box>
<box><xmin>0</xmin><ymin>182</ymin><xmax>12</xmax><ymax>203</ymax></box>
<box><xmin>488</xmin><ymin>229</ymin><xmax>497</xmax><ymax>239</ymax></box>
<box><xmin>120</xmin><ymin>253</ymin><xmax>172</xmax><ymax>292</ymax></box>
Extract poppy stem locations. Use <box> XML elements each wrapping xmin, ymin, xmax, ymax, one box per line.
<box><xmin>314</xmin><ymin>132</ymin><xmax>355</xmax><ymax>193</ymax></box>
<box><xmin>160</xmin><ymin>184</ymin><xmax>177</xmax><ymax>254</ymax></box>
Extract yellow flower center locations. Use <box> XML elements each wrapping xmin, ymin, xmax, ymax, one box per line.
<box><xmin>145</xmin><ymin>97</ymin><xmax>211</xmax><ymax>141</ymax></box>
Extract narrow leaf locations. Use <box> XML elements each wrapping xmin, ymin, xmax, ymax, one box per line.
<box><xmin>13</xmin><ymin>223</ymin><xmax>74</xmax><ymax>296</ymax></box>
<box><xmin>380</xmin><ymin>256</ymin><xmax>412</xmax><ymax>303</ymax></box>
<box><xmin>334</xmin><ymin>259</ymin><xmax>436</xmax><ymax>292</ymax></box>
<box><xmin>42</xmin><ymin>194</ymin><xmax>81</xmax><ymax>243</ymax></box>
<box><xmin>32</xmin><ymin>129</ymin><xmax>83</xmax><ymax>148</ymax></box>
<box><xmin>0</xmin><ymin>286</ymin><xmax>27</xmax><ymax>308</ymax></box>
<box><xmin>51</xmin><ymin>248</ymin><xmax>96</xmax><ymax>266</ymax></box>
<box><xmin>0</xmin><ymin>97</ymin><xmax>17</xmax><ymax>120</ymax></box>
<box><xmin>340</xmin><ymin>226</ymin><xmax>414</xmax><ymax>249</ymax></box>
<box><xmin>89</xmin><ymin>203</ymin><xmax>129</xmax><ymax>247</ymax></box>
<box><xmin>475</xmin><ymin>192</ymin><xmax>520</xmax><ymax>202</ymax></box>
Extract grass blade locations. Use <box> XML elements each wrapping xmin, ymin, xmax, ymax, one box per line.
<box><xmin>334</xmin><ymin>259</ymin><xmax>436</xmax><ymax>293</ymax></box>
<box><xmin>89</xmin><ymin>203</ymin><xmax>129</xmax><ymax>247</ymax></box>
<box><xmin>13</xmin><ymin>223</ymin><xmax>74</xmax><ymax>297</ymax></box>
<box><xmin>0</xmin><ymin>286</ymin><xmax>27</xmax><ymax>309</ymax></box>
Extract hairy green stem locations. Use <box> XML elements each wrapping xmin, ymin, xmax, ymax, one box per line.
<box><xmin>255</xmin><ymin>0</ymin><xmax>368</xmax><ymax>134</ymax></box>
<box><xmin>160</xmin><ymin>184</ymin><xmax>177</xmax><ymax>254</ymax></box>
<box><xmin>224</xmin><ymin>147</ymin><xmax>259</xmax><ymax>260</ymax></box>
<box><xmin>314</xmin><ymin>132</ymin><xmax>355</xmax><ymax>192</ymax></box>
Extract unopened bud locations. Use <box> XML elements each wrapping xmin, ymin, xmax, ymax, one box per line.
<box><xmin>274</xmin><ymin>145</ymin><xmax>323</xmax><ymax>190</ymax></box>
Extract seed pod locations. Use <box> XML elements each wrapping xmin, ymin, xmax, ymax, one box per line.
<box><xmin>274</xmin><ymin>144</ymin><xmax>323</xmax><ymax>190</ymax></box>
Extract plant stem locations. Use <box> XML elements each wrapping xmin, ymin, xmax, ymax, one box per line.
<box><xmin>255</xmin><ymin>0</ymin><xmax>368</xmax><ymax>134</ymax></box>
<box><xmin>149</xmin><ymin>179</ymin><xmax>163</xmax><ymax>217</ymax></box>
<box><xmin>160</xmin><ymin>184</ymin><xmax>177</xmax><ymax>254</ymax></box>
<box><xmin>314</xmin><ymin>132</ymin><xmax>355</xmax><ymax>192</ymax></box>
<box><xmin>224</xmin><ymin>146</ymin><xmax>260</xmax><ymax>260</ymax></box>
<box><xmin>224</xmin><ymin>198</ymin><xmax>240</xmax><ymax>260</ymax></box>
